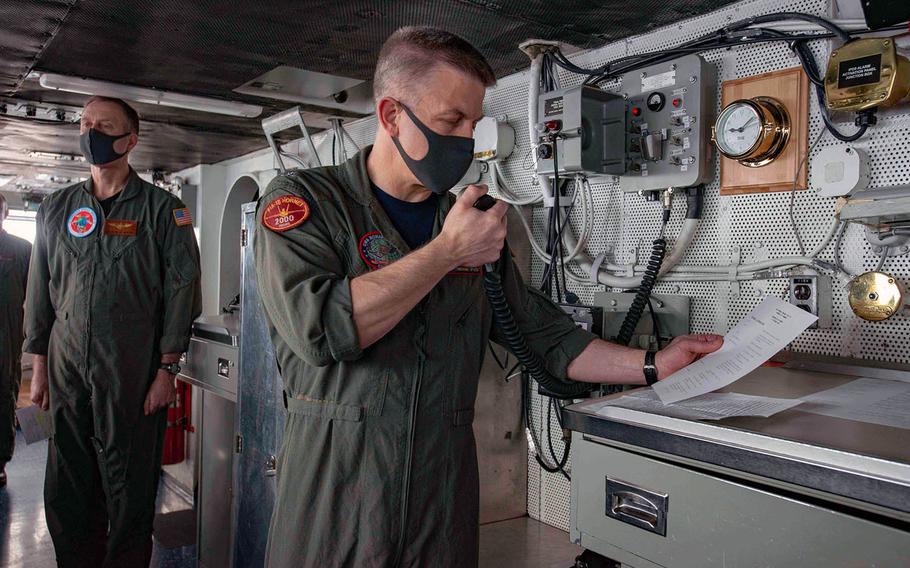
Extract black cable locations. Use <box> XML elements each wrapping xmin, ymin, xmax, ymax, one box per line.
<box><xmin>616</xmin><ymin>237</ymin><xmax>668</xmax><ymax>346</ymax></box>
<box><xmin>723</xmin><ymin>12</ymin><xmax>851</xmax><ymax>43</ymax></box>
<box><xmin>546</xmin><ymin>398</ymin><xmax>571</xmax><ymax>480</ymax></box>
<box><xmin>331</xmin><ymin>132</ymin><xmax>337</xmax><ymax>166</ymax></box>
<box><xmin>647</xmin><ymin>297</ymin><xmax>663</xmax><ymax>349</ymax></box>
<box><xmin>485</xmin><ymin>270</ymin><xmax>592</xmax><ymax>398</ymax></box>
<box><xmin>522</xmin><ymin>373</ymin><xmax>569</xmax><ymax>473</ymax></box>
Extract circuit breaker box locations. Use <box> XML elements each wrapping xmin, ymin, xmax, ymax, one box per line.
<box><xmin>536</xmin><ymin>85</ymin><xmax>627</xmax><ymax>177</ymax></box>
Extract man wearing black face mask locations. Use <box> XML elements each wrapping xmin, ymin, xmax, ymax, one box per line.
<box><xmin>255</xmin><ymin>26</ymin><xmax>722</xmax><ymax>568</ymax></box>
<box><xmin>23</xmin><ymin>95</ymin><xmax>201</xmax><ymax>567</ymax></box>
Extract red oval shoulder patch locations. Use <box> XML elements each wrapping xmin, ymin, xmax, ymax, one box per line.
<box><xmin>262</xmin><ymin>195</ymin><xmax>310</xmax><ymax>232</ymax></box>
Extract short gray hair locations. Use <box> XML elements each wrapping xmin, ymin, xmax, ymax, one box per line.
<box><xmin>373</xmin><ymin>26</ymin><xmax>496</xmax><ymax>102</ymax></box>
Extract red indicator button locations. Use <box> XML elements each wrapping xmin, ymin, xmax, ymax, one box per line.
<box><xmin>544</xmin><ymin>119</ymin><xmax>562</xmax><ymax>131</ymax></box>
<box><xmin>672</xmin><ymin>98</ymin><xmax>682</xmax><ymax>107</ymax></box>
<box><xmin>632</xmin><ymin>107</ymin><xmax>641</xmax><ymax>117</ymax></box>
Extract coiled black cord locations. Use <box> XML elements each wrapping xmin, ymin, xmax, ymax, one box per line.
<box><xmin>484</xmin><ymin>270</ymin><xmax>592</xmax><ymax>398</ymax></box>
<box><xmin>616</xmin><ymin>238</ymin><xmax>668</xmax><ymax>347</ymax></box>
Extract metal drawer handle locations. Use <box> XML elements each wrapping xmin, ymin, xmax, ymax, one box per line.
<box><xmin>217</xmin><ymin>357</ymin><xmax>232</xmax><ymax>379</ymax></box>
<box><xmin>611</xmin><ymin>491</ymin><xmax>659</xmax><ymax>528</ymax></box>
<box><xmin>605</xmin><ymin>478</ymin><xmax>668</xmax><ymax>536</ymax></box>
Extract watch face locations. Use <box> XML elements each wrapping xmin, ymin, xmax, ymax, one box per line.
<box><xmin>716</xmin><ymin>102</ymin><xmax>762</xmax><ymax>157</ymax></box>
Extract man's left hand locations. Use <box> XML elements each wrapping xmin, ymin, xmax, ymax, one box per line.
<box><xmin>654</xmin><ymin>334</ymin><xmax>724</xmax><ymax>380</ymax></box>
<box><xmin>144</xmin><ymin>370</ymin><xmax>177</xmax><ymax>415</ymax></box>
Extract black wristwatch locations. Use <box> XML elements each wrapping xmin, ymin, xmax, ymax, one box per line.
<box><xmin>160</xmin><ymin>362</ymin><xmax>181</xmax><ymax>375</ymax></box>
<box><xmin>643</xmin><ymin>350</ymin><xmax>659</xmax><ymax>386</ymax></box>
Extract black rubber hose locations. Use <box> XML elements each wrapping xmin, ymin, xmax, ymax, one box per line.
<box><xmin>616</xmin><ymin>238</ymin><xmax>668</xmax><ymax>347</ymax></box>
<box><xmin>484</xmin><ymin>270</ymin><xmax>592</xmax><ymax>398</ymax></box>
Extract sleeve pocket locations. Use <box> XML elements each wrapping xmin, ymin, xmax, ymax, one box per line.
<box><xmin>168</xmin><ymin>241</ymin><xmax>197</xmax><ymax>289</ymax></box>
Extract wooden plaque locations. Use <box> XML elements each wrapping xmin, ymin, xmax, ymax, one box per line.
<box><xmin>719</xmin><ymin>67</ymin><xmax>810</xmax><ymax>195</ymax></box>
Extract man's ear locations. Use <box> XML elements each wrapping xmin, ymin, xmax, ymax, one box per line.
<box><xmin>376</xmin><ymin>97</ymin><xmax>401</xmax><ymax>137</ymax></box>
<box><xmin>126</xmin><ymin>132</ymin><xmax>139</xmax><ymax>153</ymax></box>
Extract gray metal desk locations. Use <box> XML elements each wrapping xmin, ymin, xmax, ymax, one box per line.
<box><xmin>565</xmin><ymin>364</ymin><xmax>910</xmax><ymax>568</ymax></box>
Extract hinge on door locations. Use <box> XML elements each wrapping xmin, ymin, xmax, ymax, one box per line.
<box><xmin>235</xmin><ymin>434</ymin><xmax>244</xmax><ymax>454</ymax></box>
<box><xmin>241</xmin><ymin>228</ymin><xmax>248</xmax><ymax>247</ymax></box>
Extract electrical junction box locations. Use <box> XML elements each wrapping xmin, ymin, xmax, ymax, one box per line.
<box><xmin>536</xmin><ymin>85</ymin><xmax>627</xmax><ymax>178</ymax></box>
<box><xmin>473</xmin><ymin>116</ymin><xmax>515</xmax><ymax>161</ymax></box>
<box><xmin>811</xmin><ymin>145</ymin><xmax>870</xmax><ymax>197</ymax></box>
<box><xmin>789</xmin><ymin>274</ymin><xmax>832</xmax><ymax>329</ymax></box>
<box><xmin>621</xmin><ymin>54</ymin><xmax>715</xmax><ymax>193</ymax></box>
<box><xmin>593</xmin><ymin>292</ymin><xmax>690</xmax><ymax>350</ymax></box>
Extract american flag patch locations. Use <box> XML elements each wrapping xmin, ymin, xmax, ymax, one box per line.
<box><xmin>173</xmin><ymin>208</ymin><xmax>193</xmax><ymax>227</ymax></box>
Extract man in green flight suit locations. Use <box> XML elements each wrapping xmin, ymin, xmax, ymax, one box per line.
<box><xmin>23</xmin><ymin>96</ymin><xmax>202</xmax><ymax>567</ymax></box>
<box><xmin>255</xmin><ymin>27</ymin><xmax>723</xmax><ymax>568</ymax></box>
<box><xmin>0</xmin><ymin>193</ymin><xmax>32</xmax><ymax>486</ymax></box>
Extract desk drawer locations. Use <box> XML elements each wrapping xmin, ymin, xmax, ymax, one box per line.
<box><xmin>180</xmin><ymin>338</ymin><xmax>238</xmax><ymax>400</ymax></box>
<box><xmin>571</xmin><ymin>434</ymin><xmax>910</xmax><ymax>568</ymax></box>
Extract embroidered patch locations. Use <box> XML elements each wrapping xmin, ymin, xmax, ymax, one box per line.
<box><xmin>359</xmin><ymin>231</ymin><xmax>403</xmax><ymax>270</ymax></box>
<box><xmin>103</xmin><ymin>219</ymin><xmax>138</xmax><ymax>236</ymax></box>
<box><xmin>67</xmin><ymin>207</ymin><xmax>98</xmax><ymax>238</ymax></box>
<box><xmin>448</xmin><ymin>266</ymin><xmax>483</xmax><ymax>276</ymax></box>
<box><xmin>172</xmin><ymin>207</ymin><xmax>193</xmax><ymax>227</ymax></box>
<box><xmin>262</xmin><ymin>195</ymin><xmax>310</xmax><ymax>232</ymax></box>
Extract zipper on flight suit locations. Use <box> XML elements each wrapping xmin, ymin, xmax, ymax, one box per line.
<box><xmin>393</xmin><ymin>302</ymin><xmax>427</xmax><ymax>567</ymax></box>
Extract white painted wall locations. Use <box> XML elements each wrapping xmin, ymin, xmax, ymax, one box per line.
<box><xmin>174</xmin><ymin>148</ymin><xmax>282</xmax><ymax>315</ymax></box>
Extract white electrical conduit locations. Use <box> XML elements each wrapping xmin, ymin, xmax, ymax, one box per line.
<box><xmin>524</xmin><ymin>53</ymin><xmax>845</xmax><ymax>287</ymax></box>
<box><xmin>488</xmin><ymin>161</ymin><xmax>543</xmax><ymax>206</ymax></box>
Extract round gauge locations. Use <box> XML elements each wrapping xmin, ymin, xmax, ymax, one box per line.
<box><xmin>712</xmin><ymin>97</ymin><xmax>791</xmax><ymax>168</ymax></box>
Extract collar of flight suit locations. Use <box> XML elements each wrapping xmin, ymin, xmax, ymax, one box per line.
<box><xmin>340</xmin><ymin>145</ymin><xmax>454</xmax><ymax>255</ymax></box>
<box><xmin>81</xmin><ymin>168</ymin><xmax>145</xmax><ymax>205</ymax></box>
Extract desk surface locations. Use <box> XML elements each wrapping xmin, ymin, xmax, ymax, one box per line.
<box><xmin>565</xmin><ymin>365</ymin><xmax>910</xmax><ymax>518</ymax></box>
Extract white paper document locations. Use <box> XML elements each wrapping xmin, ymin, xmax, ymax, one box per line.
<box><xmin>16</xmin><ymin>405</ymin><xmax>54</xmax><ymax>444</ymax></box>
<box><xmin>595</xmin><ymin>389</ymin><xmax>802</xmax><ymax>421</ymax></box>
<box><xmin>653</xmin><ymin>296</ymin><xmax>818</xmax><ymax>404</ymax></box>
<box><xmin>799</xmin><ymin>378</ymin><xmax>910</xmax><ymax>430</ymax></box>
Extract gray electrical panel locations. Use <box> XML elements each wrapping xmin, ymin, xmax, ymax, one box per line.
<box><xmin>620</xmin><ymin>54</ymin><xmax>715</xmax><ymax>192</ymax></box>
<box><xmin>536</xmin><ymin>85</ymin><xmax>626</xmax><ymax>177</ymax></box>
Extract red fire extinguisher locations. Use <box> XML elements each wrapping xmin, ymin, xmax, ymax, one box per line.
<box><xmin>162</xmin><ymin>379</ymin><xmax>192</xmax><ymax>465</ymax></box>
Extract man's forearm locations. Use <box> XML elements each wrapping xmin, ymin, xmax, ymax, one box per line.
<box><xmin>351</xmin><ymin>238</ymin><xmax>455</xmax><ymax>349</ymax></box>
<box><xmin>567</xmin><ymin>339</ymin><xmax>647</xmax><ymax>385</ymax></box>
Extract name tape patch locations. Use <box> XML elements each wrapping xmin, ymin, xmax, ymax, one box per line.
<box><xmin>67</xmin><ymin>207</ymin><xmax>98</xmax><ymax>238</ymax></box>
<box><xmin>173</xmin><ymin>207</ymin><xmax>193</xmax><ymax>227</ymax></box>
<box><xmin>262</xmin><ymin>195</ymin><xmax>310</xmax><ymax>232</ymax></box>
<box><xmin>104</xmin><ymin>219</ymin><xmax>138</xmax><ymax>236</ymax></box>
<box><xmin>359</xmin><ymin>231</ymin><xmax>402</xmax><ymax>270</ymax></box>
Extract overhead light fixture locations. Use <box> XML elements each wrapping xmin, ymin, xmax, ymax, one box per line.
<box><xmin>39</xmin><ymin>73</ymin><xmax>263</xmax><ymax>118</ymax></box>
<box><xmin>27</xmin><ymin>151</ymin><xmax>85</xmax><ymax>162</ymax></box>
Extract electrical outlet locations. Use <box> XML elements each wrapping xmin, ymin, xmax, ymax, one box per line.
<box><xmin>789</xmin><ymin>274</ymin><xmax>832</xmax><ymax>328</ymax></box>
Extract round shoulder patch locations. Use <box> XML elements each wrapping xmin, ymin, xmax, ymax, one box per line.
<box><xmin>67</xmin><ymin>207</ymin><xmax>98</xmax><ymax>238</ymax></box>
<box><xmin>359</xmin><ymin>231</ymin><xmax>403</xmax><ymax>270</ymax></box>
<box><xmin>262</xmin><ymin>195</ymin><xmax>310</xmax><ymax>232</ymax></box>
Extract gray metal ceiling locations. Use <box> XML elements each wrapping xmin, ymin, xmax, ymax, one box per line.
<box><xmin>0</xmin><ymin>0</ymin><xmax>738</xmax><ymax>196</ymax></box>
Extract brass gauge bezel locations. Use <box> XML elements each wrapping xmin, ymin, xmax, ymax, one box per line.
<box><xmin>848</xmin><ymin>271</ymin><xmax>905</xmax><ymax>322</ymax></box>
<box><xmin>712</xmin><ymin>96</ymin><xmax>791</xmax><ymax>168</ymax></box>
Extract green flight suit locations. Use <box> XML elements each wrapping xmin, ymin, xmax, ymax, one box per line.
<box><xmin>22</xmin><ymin>170</ymin><xmax>202</xmax><ymax>568</ymax></box>
<box><xmin>255</xmin><ymin>147</ymin><xmax>595</xmax><ymax>568</ymax></box>
<box><xmin>0</xmin><ymin>229</ymin><xmax>31</xmax><ymax>465</ymax></box>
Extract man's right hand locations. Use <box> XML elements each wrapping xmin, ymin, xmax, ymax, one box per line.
<box><xmin>30</xmin><ymin>355</ymin><xmax>50</xmax><ymax>411</ymax></box>
<box><xmin>437</xmin><ymin>184</ymin><xmax>509</xmax><ymax>268</ymax></box>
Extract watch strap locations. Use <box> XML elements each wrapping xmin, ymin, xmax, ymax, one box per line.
<box><xmin>643</xmin><ymin>350</ymin><xmax>659</xmax><ymax>386</ymax></box>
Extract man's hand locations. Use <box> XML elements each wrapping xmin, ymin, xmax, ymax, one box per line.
<box><xmin>144</xmin><ymin>370</ymin><xmax>177</xmax><ymax>416</ymax></box>
<box><xmin>654</xmin><ymin>334</ymin><xmax>724</xmax><ymax>380</ymax></box>
<box><xmin>437</xmin><ymin>184</ymin><xmax>508</xmax><ymax>268</ymax></box>
<box><xmin>29</xmin><ymin>355</ymin><xmax>50</xmax><ymax>411</ymax></box>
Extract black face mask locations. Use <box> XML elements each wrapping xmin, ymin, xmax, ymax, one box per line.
<box><xmin>390</xmin><ymin>102</ymin><xmax>475</xmax><ymax>195</ymax></box>
<box><xmin>80</xmin><ymin>128</ymin><xmax>131</xmax><ymax>165</ymax></box>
